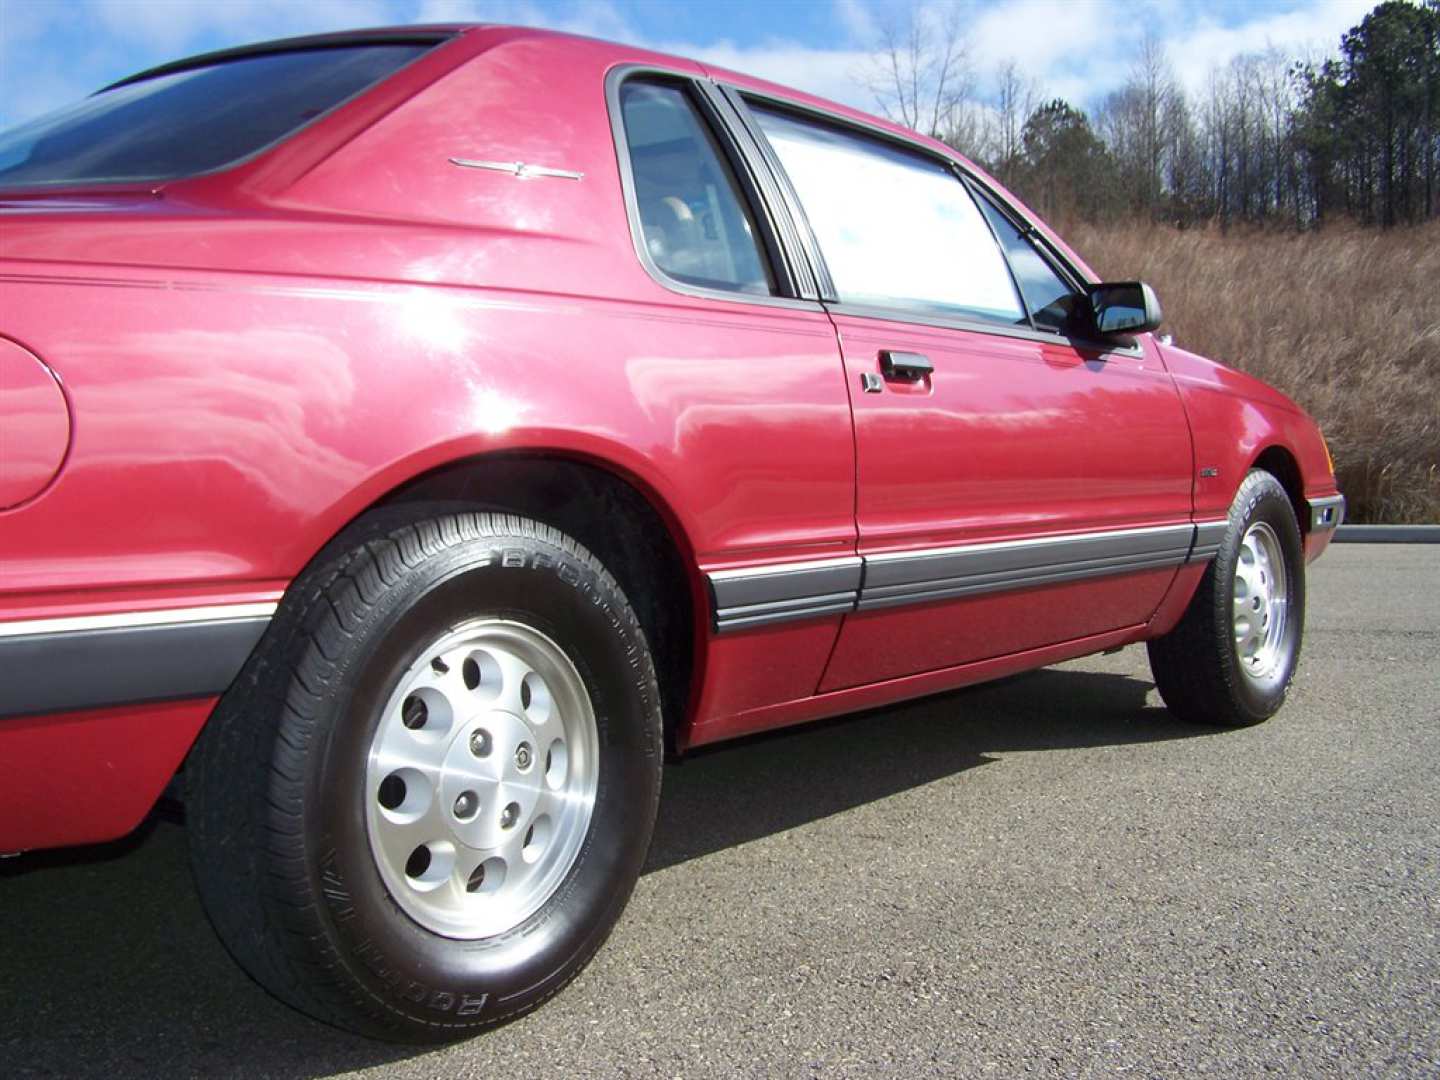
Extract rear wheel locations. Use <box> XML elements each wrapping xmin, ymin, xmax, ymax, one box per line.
<box><xmin>187</xmin><ymin>510</ymin><xmax>662</xmax><ymax>1042</ymax></box>
<box><xmin>1147</xmin><ymin>469</ymin><xmax>1305</xmax><ymax>726</ymax></box>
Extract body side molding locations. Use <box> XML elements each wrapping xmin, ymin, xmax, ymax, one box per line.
<box><xmin>709</xmin><ymin>523</ymin><xmax>1224</xmax><ymax>632</ymax></box>
<box><xmin>709</xmin><ymin>557</ymin><xmax>862</xmax><ymax>632</ymax></box>
<box><xmin>0</xmin><ymin>603</ymin><xmax>276</xmax><ymax>719</ymax></box>
<box><xmin>1189</xmin><ymin>519</ymin><xmax>1230</xmax><ymax>562</ymax></box>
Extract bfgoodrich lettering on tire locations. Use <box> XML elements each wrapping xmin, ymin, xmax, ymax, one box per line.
<box><xmin>1147</xmin><ymin>469</ymin><xmax>1306</xmax><ymax>726</ymax></box>
<box><xmin>186</xmin><ymin>510</ymin><xmax>663</xmax><ymax>1042</ymax></box>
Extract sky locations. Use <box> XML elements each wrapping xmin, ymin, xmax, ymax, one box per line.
<box><xmin>0</xmin><ymin>0</ymin><xmax>1381</xmax><ymax>131</ymax></box>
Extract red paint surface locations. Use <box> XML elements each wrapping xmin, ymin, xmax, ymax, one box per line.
<box><xmin>691</xmin><ymin>624</ymin><xmax>1151</xmax><ymax>747</ymax></box>
<box><xmin>0</xmin><ymin>337</ymin><xmax>71</xmax><ymax>508</ymax></box>
<box><xmin>0</xmin><ymin>699</ymin><xmax>213</xmax><ymax>850</ymax></box>
<box><xmin>0</xmin><ymin>26</ymin><xmax>1341</xmax><ymax>850</ymax></box>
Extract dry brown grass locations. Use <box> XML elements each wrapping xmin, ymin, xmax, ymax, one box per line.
<box><xmin>1067</xmin><ymin>220</ymin><xmax>1440</xmax><ymax>523</ymax></box>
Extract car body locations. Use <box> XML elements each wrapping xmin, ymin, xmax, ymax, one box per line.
<box><xmin>0</xmin><ymin>24</ymin><xmax>1342</xmax><ymax>1040</ymax></box>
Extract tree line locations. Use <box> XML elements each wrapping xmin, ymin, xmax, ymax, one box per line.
<box><xmin>865</xmin><ymin>0</ymin><xmax>1440</xmax><ymax>229</ymax></box>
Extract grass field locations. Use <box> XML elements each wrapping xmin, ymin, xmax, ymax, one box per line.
<box><xmin>1069</xmin><ymin>221</ymin><xmax>1440</xmax><ymax>524</ymax></box>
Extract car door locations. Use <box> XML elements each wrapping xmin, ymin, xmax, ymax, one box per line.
<box><xmin>736</xmin><ymin>97</ymin><xmax>1195</xmax><ymax>691</ymax></box>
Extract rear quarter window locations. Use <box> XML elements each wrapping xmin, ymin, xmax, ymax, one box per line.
<box><xmin>0</xmin><ymin>43</ymin><xmax>434</xmax><ymax>188</ymax></box>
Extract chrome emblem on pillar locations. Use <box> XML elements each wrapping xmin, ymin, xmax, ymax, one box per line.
<box><xmin>449</xmin><ymin>158</ymin><xmax>584</xmax><ymax>181</ymax></box>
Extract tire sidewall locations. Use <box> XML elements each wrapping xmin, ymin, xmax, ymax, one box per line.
<box><xmin>1216</xmin><ymin>474</ymin><xmax>1306</xmax><ymax>722</ymax></box>
<box><xmin>293</xmin><ymin>526</ymin><xmax>660</xmax><ymax>1036</ymax></box>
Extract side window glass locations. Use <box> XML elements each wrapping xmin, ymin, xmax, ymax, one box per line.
<box><xmin>619</xmin><ymin>81</ymin><xmax>773</xmax><ymax>296</ymax></box>
<box><xmin>751</xmin><ymin>104</ymin><xmax>1024</xmax><ymax>325</ymax></box>
<box><xmin>973</xmin><ymin>191</ymin><xmax>1079</xmax><ymax>334</ymax></box>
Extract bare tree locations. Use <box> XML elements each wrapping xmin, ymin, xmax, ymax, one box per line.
<box><xmin>989</xmin><ymin>58</ymin><xmax>1043</xmax><ymax>185</ymax></box>
<box><xmin>862</xmin><ymin>2</ymin><xmax>976</xmax><ymax>142</ymax></box>
<box><xmin>1098</xmin><ymin>33</ymin><xmax>1180</xmax><ymax>216</ymax></box>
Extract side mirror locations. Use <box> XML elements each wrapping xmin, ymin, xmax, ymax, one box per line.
<box><xmin>1086</xmin><ymin>281</ymin><xmax>1162</xmax><ymax>338</ymax></box>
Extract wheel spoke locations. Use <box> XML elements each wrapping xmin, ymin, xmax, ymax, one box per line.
<box><xmin>488</xmin><ymin>647</ymin><xmax>533</xmax><ymax>716</ymax></box>
<box><xmin>497</xmin><ymin>827</ymin><xmax>529</xmax><ymax>870</ymax></box>
<box><xmin>370</xmin><ymin>742</ymin><xmax>446</xmax><ymax>781</ymax></box>
<box><xmin>1234</xmin><ymin>616</ymin><xmax>1255</xmax><ymax>656</ymax></box>
<box><xmin>454</xmin><ymin>848</ymin><xmax>490</xmax><ymax>895</ymax></box>
<box><xmin>371</xmin><ymin>797</ymin><xmax>448</xmax><ymax>881</ymax></box>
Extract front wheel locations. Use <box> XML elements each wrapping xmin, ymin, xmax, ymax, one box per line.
<box><xmin>1147</xmin><ymin>469</ymin><xmax>1306</xmax><ymax>726</ymax></box>
<box><xmin>187</xmin><ymin>510</ymin><xmax>663</xmax><ymax>1042</ymax></box>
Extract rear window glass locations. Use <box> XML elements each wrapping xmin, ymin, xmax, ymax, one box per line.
<box><xmin>0</xmin><ymin>44</ymin><xmax>433</xmax><ymax>188</ymax></box>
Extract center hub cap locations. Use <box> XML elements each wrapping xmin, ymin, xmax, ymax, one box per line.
<box><xmin>439</xmin><ymin>709</ymin><xmax>540</xmax><ymax>851</ymax></box>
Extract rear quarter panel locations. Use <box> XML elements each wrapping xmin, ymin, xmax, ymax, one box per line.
<box><xmin>0</xmin><ymin>30</ymin><xmax>858</xmax><ymax>845</ymax></box>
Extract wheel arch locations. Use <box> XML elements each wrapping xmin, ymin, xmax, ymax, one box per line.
<box><xmin>1251</xmin><ymin>444</ymin><xmax>1308</xmax><ymax>535</ymax></box>
<box><xmin>333</xmin><ymin>448</ymin><xmax>705</xmax><ymax>754</ymax></box>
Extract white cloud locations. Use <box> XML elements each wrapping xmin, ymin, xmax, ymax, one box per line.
<box><xmin>742</xmin><ymin>0</ymin><xmax>1366</xmax><ymax>116</ymax></box>
<box><xmin>1164</xmin><ymin>0</ymin><xmax>1374</xmax><ymax>95</ymax></box>
<box><xmin>969</xmin><ymin>0</ymin><xmax>1113</xmax><ymax>98</ymax></box>
<box><xmin>0</xmin><ymin>0</ymin><xmax>1374</xmax><ymax>131</ymax></box>
<box><xmin>833</xmin><ymin>0</ymin><xmax>879</xmax><ymax>44</ymax></box>
<box><xmin>664</xmin><ymin>38</ymin><xmax>876</xmax><ymax>111</ymax></box>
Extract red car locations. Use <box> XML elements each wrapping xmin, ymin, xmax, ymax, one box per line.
<box><xmin>0</xmin><ymin>25</ymin><xmax>1343</xmax><ymax>1041</ymax></box>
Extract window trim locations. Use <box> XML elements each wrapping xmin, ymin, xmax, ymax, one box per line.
<box><xmin>604</xmin><ymin>64</ymin><xmax>820</xmax><ymax>311</ymax></box>
<box><xmin>99</xmin><ymin>31</ymin><xmax>457</xmax><ymax>93</ymax></box>
<box><xmin>962</xmin><ymin>173</ymin><xmax>1040</xmax><ymax>330</ymax></box>
<box><xmin>716</xmin><ymin>84</ymin><xmax>837</xmax><ymax>301</ymax></box>
<box><xmin>964</xmin><ymin>174</ymin><xmax>1090</xmax><ymax>336</ymax></box>
<box><xmin>694</xmin><ymin>81</ymin><xmax>819</xmax><ymax>300</ymax></box>
<box><xmin>820</xmin><ymin>299</ymin><xmax>1141</xmax><ymax>355</ymax></box>
<box><xmin>721</xmin><ymin>83</ymin><xmax>1143</xmax><ymax>357</ymax></box>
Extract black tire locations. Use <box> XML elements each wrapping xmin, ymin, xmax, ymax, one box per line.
<box><xmin>1147</xmin><ymin>469</ymin><xmax>1306</xmax><ymax>726</ymax></box>
<box><xmin>186</xmin><ymin>509</ymin><xmax>663</xmax><ymax>1043</ymax></box>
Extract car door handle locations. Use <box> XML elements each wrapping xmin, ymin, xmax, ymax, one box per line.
<box><xmin>879</xmin><ymin>350</ymin><xmax>933</xmax><ymax>380</ymax></box>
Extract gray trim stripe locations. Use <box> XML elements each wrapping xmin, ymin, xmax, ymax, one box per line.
<box><xmin>861</xmin><ymin>524</ymin><xmax>1194</xmax><ymax>611</ymax></box>
<box><xmin>710</xmin><ymin>556</ymin><xmax>861</xmax><ymax>631</ymax></box>
<box><xmin>1190</xmin><ymin>519</ymin><xmax>1229</xmax><ymax>562</ymax></box>
<box><xmin>708</xmin><ymin>522</ymin><xmax>1226</xmax><ymax>631</ymax></box>
<box><xmin>0</xmin><ymin>603</ymin><xmax>275</xmax><ymax>719</ymax></box>
<box><xmin>0</xmin><ymin>601</ymin><xmax>279</xmax><ymax>639</ymax></box>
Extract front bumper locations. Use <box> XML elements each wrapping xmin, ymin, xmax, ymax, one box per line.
<box><xmin>1304</xmin><ymin>493</ymin><xmax>1345</xmax><ymax>563</ymax></box>
<box><xmin>1308</xmin><ymin>494</ymin><xmax>1346</xmax><ymax>532</ymax></box>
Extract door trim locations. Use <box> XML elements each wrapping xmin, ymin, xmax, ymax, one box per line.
<box><xmin>707</xmin><ymin>521</ymin><xmax>1226</xmax><ymax>631</ymax></box>
<box><xmin>709</xmin><ymin>556</ymin><xmax>862</xmax><ymax>631</ymax></box>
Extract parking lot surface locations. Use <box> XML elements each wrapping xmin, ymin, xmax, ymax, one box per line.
<box><xmin>3</xmin><ymin>544</ymin><xmax>1437</xmax><ymax>1078</ymax></box>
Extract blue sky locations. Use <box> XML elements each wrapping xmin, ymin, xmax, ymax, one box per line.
<box><xmin>0</xmin><ymin>0</ymin><xmax>1379</xmax><ymax>130</ymax></box>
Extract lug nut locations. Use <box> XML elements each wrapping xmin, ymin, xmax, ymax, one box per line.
<box><xmin>453</xmin><ymin>791</ymin><xmax>478</xmax><ymax>819</ymax></box>
<box><xmin>469</xmin><ymin>729</ymin><xmax>491</xmax><ymax>757</ymax></box>
<box><xmin>515</xmin><ymin>742</ymin><xmax>533</xmax><ymax>771</ymax></box>
<box><xmin>500</xmin><ymin>802</ymin><xmax>520</xmax><ymax>829</ymax></box>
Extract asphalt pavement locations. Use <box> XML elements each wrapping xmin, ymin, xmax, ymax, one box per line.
<box><xmin>3</xmin><ymin>544</ymin><xmax>1437</xmax><ymax>1078</ymax></box>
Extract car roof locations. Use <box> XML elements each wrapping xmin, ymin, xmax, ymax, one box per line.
<box><xmin>104</xmin><ymin>25</ymin><xmax>950</xmax><ymax>161</ymax></box>
<box><xmin>92</xmin><ymin>23</ymin><xmax>1094</xmax><ymax>280</ymax></box>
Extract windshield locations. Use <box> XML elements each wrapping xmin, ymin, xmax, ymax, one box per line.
<box><xmin>0</xmin><ymin>44</ymin><xmax>433</xmax><ymax>189</ymax></box>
